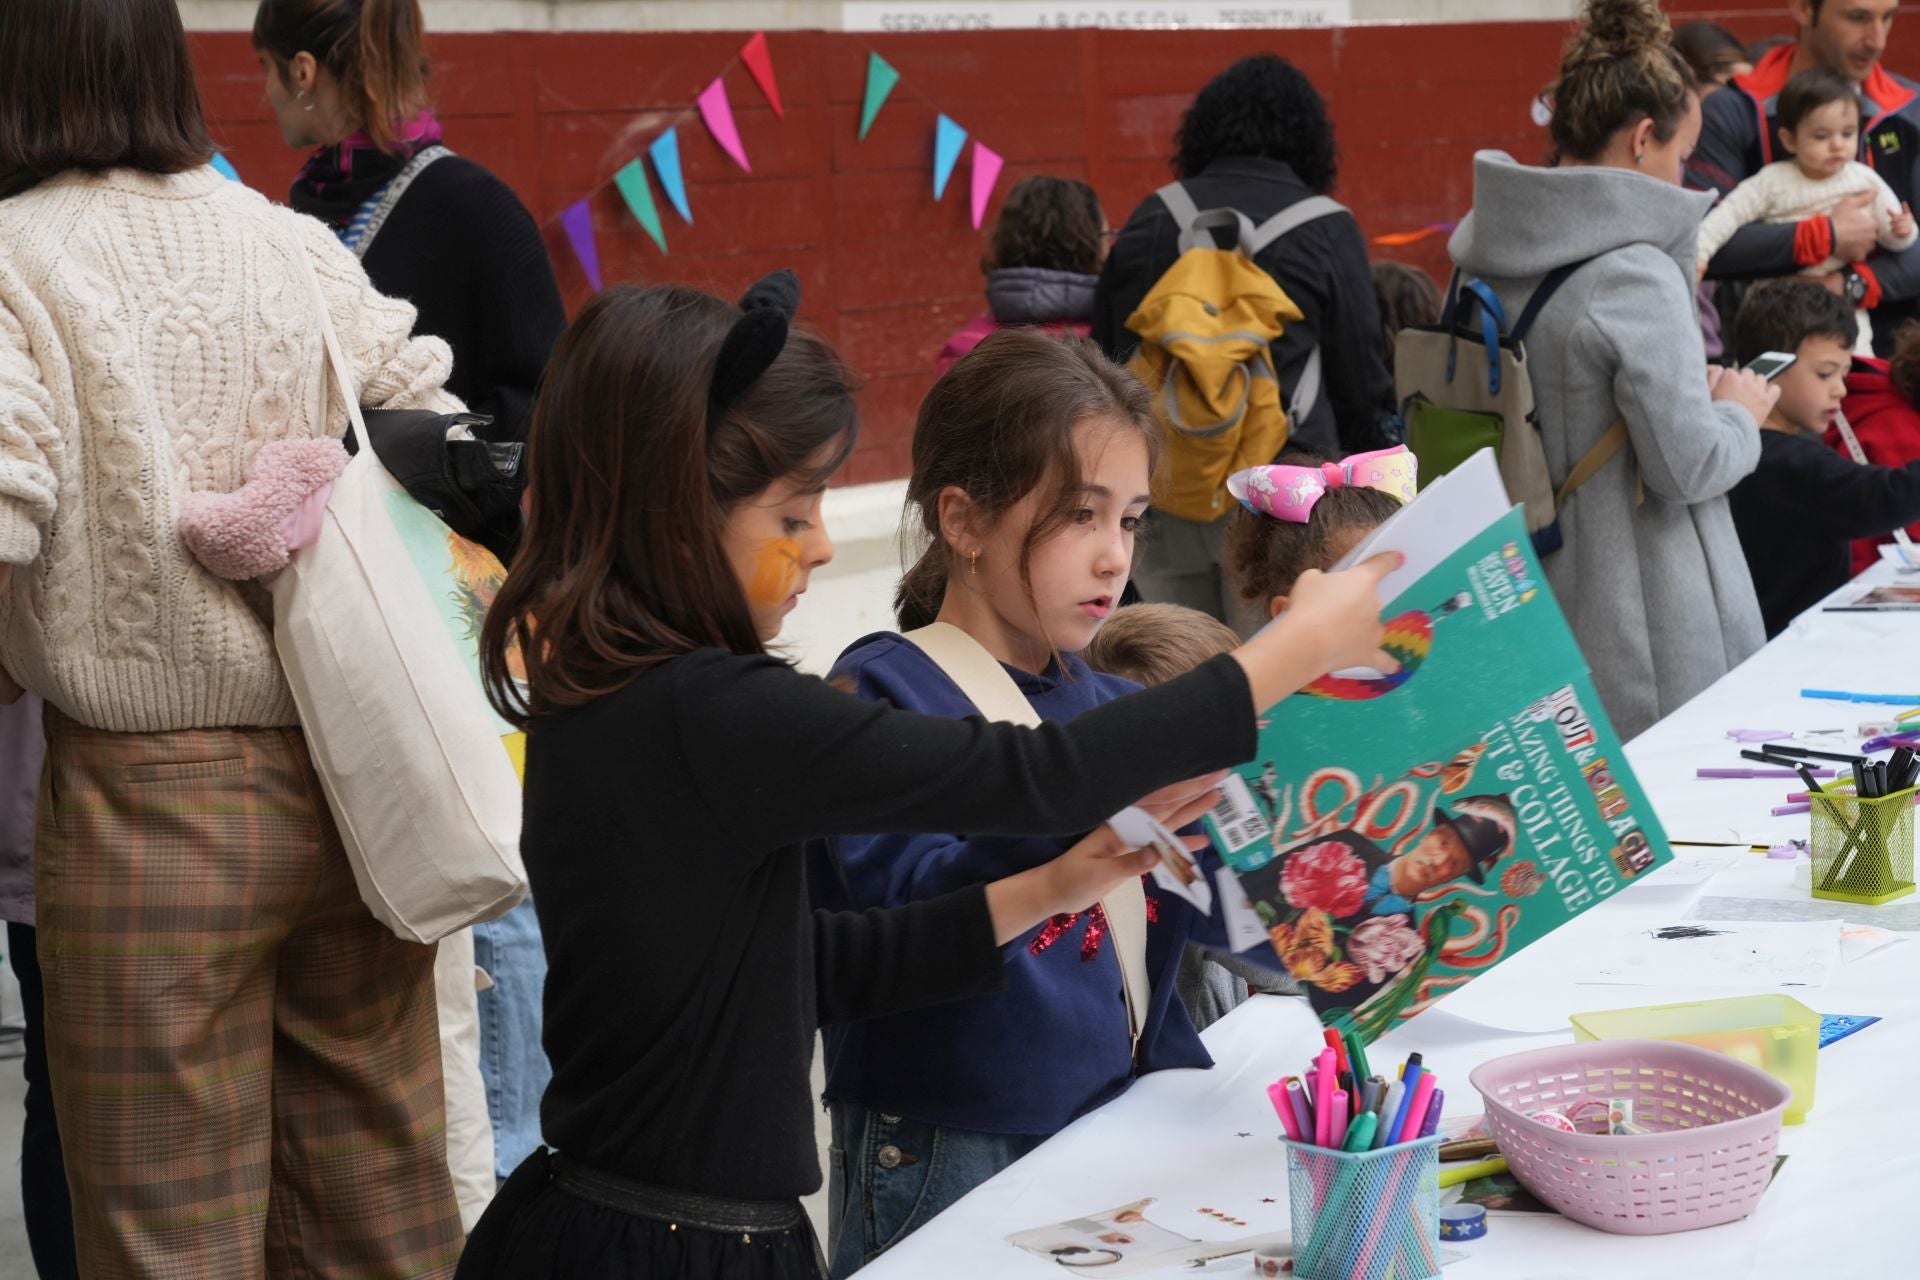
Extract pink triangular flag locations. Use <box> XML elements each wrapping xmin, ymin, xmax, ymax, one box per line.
<box><xmin>697</xmin><ymin>78</ymin><xmax>751</xmax><ymax>173</ymax></box>
<box><xmin>740</xmin><ymin>32</ymin><xmax>783</xmax><ymax>118</ymax></box>
<box><xmin>970</xmin><ymin>142</ymin><xmax>1004</xmax><ymax>230</ymax></box>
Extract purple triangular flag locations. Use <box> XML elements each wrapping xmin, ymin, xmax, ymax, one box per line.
<box><xmin>560</xmin><ymin>198</ymin><xmax>602</xmax><ymax>292</ymax></box>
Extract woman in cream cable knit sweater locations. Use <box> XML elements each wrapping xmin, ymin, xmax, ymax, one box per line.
<box><xmin>0</xmin><ymin>1</ymin><xmax>466</xmax><ymax>1274</ymax></box>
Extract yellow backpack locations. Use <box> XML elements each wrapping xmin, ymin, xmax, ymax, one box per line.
<box><xmin>1126</xmin><ymin>185</ymin><xmax>1347</xmax><ymax>522</ymax></box>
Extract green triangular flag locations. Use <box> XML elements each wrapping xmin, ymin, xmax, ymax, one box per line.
<box><xmin>859</xmin><ymin>52</ymin><xmax>900</xmax><ymax>141</ymax></box>
<box><xmin>614</xmin><ymin>159</ymin><xmax>667</xmax><ymax>254</ymax></box>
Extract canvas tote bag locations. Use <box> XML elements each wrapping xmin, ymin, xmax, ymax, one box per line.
<box><xmin>271</xmin><ymin>250</ymin><xmax>527</xmax><ymax>943</ymax></box>
<box><xmin>902</xmin><ymin>622</ymin><xmax>1152</xmax><ymax>1055</ymax></box>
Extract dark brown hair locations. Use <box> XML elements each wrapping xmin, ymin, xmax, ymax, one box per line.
<box><xmin>252</xmin><ymin>0</ymin><xmax>431</xmax><ymax>152</ymax></box>
<box><xmin>1547</xmin><ymin>0</ymin><xmax>1697</xmax><ymax>166</ymax></box>
<box><xmin>896</xmin><ymin>331</ymin><xmax>1160</xmax><ymax>633</ymax></box>
<box><xmin>1776</xmin><ymin>67</ymin><xmax>1862</xmax><ymax>136</ymax></box>
<box><xmin>0</xmin><ymin>0</ymin><xmax>215</xmax><ymax>199</ymax></box>
<box><xmin>1083</xmin><ymin>603</ymin><xmax>1240</xmax><ymax>688</ymax></box>
<box><xmin>1224</xmin><ymin>449</ymin><xmax>1404</xmax><ymax>606</ymax></box>
<box><xmin>1672</xmin><ymin>21</ymin><xmax>1748</xmax><ymax>86</ymax></box>
<box><xmin>1891</xmin><ymin>323</ymin><xmax>1920</xmax><ymax>404</ymax></box>
<box><xmin>984</xmin><ymin>176</ymin><xmax>1105</xmax><ymax>277</ymax></box>
<box><xmin>1733</xmin><ymin>277</ymin><xmax>1859</xmax><ymax>365</ymax></box>
<box><xmin>1372</xmin><ymin>262</ymin><xmax>1442</xmax><ymax>378</ymax></box>
<box><xmin>480</xmin><ymin>284</ymin><xmax>858</xmax><ymax>726</ymax></box>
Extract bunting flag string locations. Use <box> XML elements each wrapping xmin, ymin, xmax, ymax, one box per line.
<box><xmin>614</xmin><ymin>159</ymin><xmax>668</xmax><ymax>253</ymax></box>
<box><xmin>560</xmin><ymin>199</ymin><xmax>602</xmax><ymax>292</ymax></box>
<box><xmin>697</xmin><ymin>78</ymin><xmax>752</xmax><ymax>173</ymax></box>
<box><xmin>1372</xmin><ymin>221</ymin><xmax>1457</xmax><ymax>247</ymax></box>
<box><xmin>933</xmin><ymin>115</ymin><xmax>967</xmax><ymax>200</ymax></box>
<box><xmin>649</xmin><ymin>128</ymin><xmax>693</xmax><ymax>224</ymax></box>
<box><xmin>544</xmin><ymin>34</ymin><xmax>1009</xmax><ymax>291</ymax></box>
<box><xmin>860</xmin><ymin>53</ymin><xmax>901</xmax><ymax>141</ymax></box>
<box><xmin>740</xmin><ymin>31</ymin><xmax>783</xmax><ymax>118</ymax></box>
<box><xmin>970</xmin><ymin>143</ymin><xmax>1004</xmax><ymax>230</ymax></box>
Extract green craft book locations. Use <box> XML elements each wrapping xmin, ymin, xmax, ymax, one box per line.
<box><xmin>1205</xmin><ymin>454</ymin><xmax>1670</xmax><ymax>1045</ymax></box>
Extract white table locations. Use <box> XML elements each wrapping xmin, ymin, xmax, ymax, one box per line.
<box><xmin>862</xmin><ymin>562</ymin><xmax>1920</xmax><ymax>1279</ymax></box>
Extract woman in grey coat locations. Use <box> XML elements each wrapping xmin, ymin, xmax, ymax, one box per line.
<box><xmin>1446</xmin><ymin>0</ymin><xmax>1779</xmax><ymax>740</ymax></box>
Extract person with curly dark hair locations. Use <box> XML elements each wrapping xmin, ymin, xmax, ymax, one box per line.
<box><xmin>938</xmin><ymin>175</ymin><xmax>1106</xmax><ymax>372</ymax></box>
<box><xmin>1093</xmin><ymin>54</ymin><xmax>1394</xmax><ymax>626</ymax></box>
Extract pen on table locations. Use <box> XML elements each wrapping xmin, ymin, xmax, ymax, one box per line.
<box><xmin>1861</xmin><ymin>731</ymin><xmax>1920</xmax><ymax>754</ymax></box>
<box><xmin>1699</xmin><ymin>767</ymin><xmax>1816</xmax><ymax>779</ymax></box>
<box><xmin>1759</xmin><ymin>743</ymin><xmax>1870</xmax><ymax>765</ymax></box>
<box><xmin>1741</xmin><ymin>749</ymin><xmax>1845</xmax><ymax>770</ymax></box>
<box><xmin>1438</xmin><ymin>1156</ymin><xmax>1509</xmax><ymax>1189</ymax></box>
<box><xmin>1803</xmin><ymin>690</ymin><xmax>1920</xmax><ymax>704</ymax></box>
<box><xmin>1773</xmin><ymin>803</ymin><xmax>1812</xmax><ymax>817</ymax></box>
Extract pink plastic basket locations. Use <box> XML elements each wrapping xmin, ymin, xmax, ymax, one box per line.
<box><xmin>1468</xmin><ymin>1039</ymin><xmax>1789</xmax><ymax>1235</ymax></box>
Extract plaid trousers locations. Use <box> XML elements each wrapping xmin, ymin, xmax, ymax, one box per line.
<box><xmin>35</xmin><ymin>709</ymin><xmax>465</xmax><ymax>1278</ymax></box>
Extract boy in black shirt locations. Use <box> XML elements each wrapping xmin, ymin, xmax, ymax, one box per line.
<box><xmin>1729</xmin><ymin>279</ymin><xmax>1920</xmax><ymax>637</ymax></box>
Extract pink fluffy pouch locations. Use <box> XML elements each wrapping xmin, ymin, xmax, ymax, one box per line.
<box><xmin>178</xmin><ymin>437</ymin><xmax>349</xmax><ymax>580</ymax></box>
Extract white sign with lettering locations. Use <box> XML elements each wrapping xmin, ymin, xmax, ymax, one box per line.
<box><xmin>841</xmin><ymin>2</ymin><xmax>1351</xmax><ymax>32</ymax></box>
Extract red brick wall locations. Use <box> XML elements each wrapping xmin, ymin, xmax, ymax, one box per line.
<box><xmin>188</xmin><ymin>8</ymin><xmax>1920</xmax><ymax>484</ymax></box>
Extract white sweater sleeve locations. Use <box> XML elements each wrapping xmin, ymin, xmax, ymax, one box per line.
<box><xmin>288</xmin><ymin>215</ymin><xmax>466</xmax><ymax>434</ymax></box>
<box><xmin>0</xmin><ymin>281</ymin><xmax>62</xmax><ymax>564</ymax></box>
<box><xmin>1696</xmin><ymin>168</ymin><xmax>1787</xmax><ymax>267</ymax></box>
<box><xmin>1867</xmin><ymin>165</ymin><xmax>1917</xmax><ymax>252</ymax></box>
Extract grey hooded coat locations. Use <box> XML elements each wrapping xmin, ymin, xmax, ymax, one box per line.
<box><xmin>1449</xmin><ymin>152</ymin><xmax>1764</xmax><ymax>741</ymax></box>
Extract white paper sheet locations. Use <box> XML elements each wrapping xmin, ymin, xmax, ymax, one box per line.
<box><xmin>1570</xmin><ymin>918</ymin><xmax>1841</xmax><ymax>989</ymax></box>
<box><xmin>1328</xmin><ymin>448</ymin><xmax>1511</xmax><ymax>609</ymax></box>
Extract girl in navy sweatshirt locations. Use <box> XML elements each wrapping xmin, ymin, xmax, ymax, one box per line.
<box><xmin>813</xmin><ymin>332</ymin><xmax>1337</xmax><ymax>1277</ymax></box>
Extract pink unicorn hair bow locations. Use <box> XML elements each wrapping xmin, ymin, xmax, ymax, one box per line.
<box><xmin>1226</xmin><ymin>446</ymin><xmax>1417</xmax><ymax>522</ymax></box>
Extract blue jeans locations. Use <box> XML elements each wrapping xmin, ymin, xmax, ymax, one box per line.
<box><xmin>826</xmin><ymin>1102</ymin><xmax>1044</xmax><ymax>1278</ymax></box>
<box><xmin>471</xmin><ymin>897</ymin><xmax>551</xmax><ymax>1179</ymax></box>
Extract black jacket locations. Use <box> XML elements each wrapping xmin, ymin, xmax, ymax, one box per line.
<box><xmin>1092</xmin><ymin>157</ymin><xmax>1396</xmax><ymax>457</ymax></box>
<box><xmin>1729</xmin><ymin>426</ymin><xmax>1920</xmax><ymax>636</ymax></box>
<box><xmin>359</xmin><ymin>155</ymin><xmax>566</xmax><ymax>445</ymax></box>
<box><xmin>1690</xmin><ymin>45</ymin><xmax>1920</xmax><ymax>353</ymax></box>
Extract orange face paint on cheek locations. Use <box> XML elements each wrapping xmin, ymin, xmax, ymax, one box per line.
<box><xmin>746</xmin><ymin>537</ymin><xmax>804</xmax><ymax>606</ymax></box>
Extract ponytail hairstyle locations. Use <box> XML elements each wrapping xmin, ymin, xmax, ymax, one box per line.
<box><xmin>895</xmin><ymin>331</ymin><xmax>1160</xmax><ymax>633</ymax></box>
<box><xmin>983</xmin><ymin>176</ymin><xmax>1106</xmax><ymax>277</ymax></box>
<box><xmin>252</xmin><ymin>0</ymin><xmax>430</xmax><ymax>152</ymax></box>
<box><xmin>479</xmin><ymin>283</ymin><xmax>859</xmax><ymax>726</ymax></box>
<box><xmin>1545</xmin><ymin>0</ymin><xmax>1697</xmax><ymax>166</ymax></box>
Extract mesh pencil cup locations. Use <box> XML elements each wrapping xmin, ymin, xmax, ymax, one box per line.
<box><xmin>1808</xmin><ymin>782</ymin><xmax>1916</xmax><ymax>906</ymax></box>
<box><xmin>1283</xmin><ymin>1136</ymin><xmax>1441</xmax><ymax>1280</ymax></box>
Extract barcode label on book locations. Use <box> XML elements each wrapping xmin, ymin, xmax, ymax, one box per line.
<box><xmin>1209</xmin><ymin>774</ymin><xmax>1272</xmax><ymax>856</ymax></box>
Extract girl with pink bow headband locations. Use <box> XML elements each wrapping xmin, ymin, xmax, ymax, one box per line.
<box><xmin>1223</xmin><ymin>447</ymin><xmax>1416</xmax><ymax>623</ymax></box>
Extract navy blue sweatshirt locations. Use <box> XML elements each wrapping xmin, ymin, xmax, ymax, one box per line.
<box><xmin>809</xmin><ymin>632</ymin><xmax>1282</xmax><ymax>1136</ymax></box>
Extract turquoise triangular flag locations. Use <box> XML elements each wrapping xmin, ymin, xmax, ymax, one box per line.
<box><xmin>614</xmin><ymin>160</ymin><xmax>667</xmax><ymax>254</ymax></box>
<box><xmin>933</xmin><ymin>115</ymin><xmax>967</xmax><ymax>201</ymax></box>
<box><xmin>649</xmin><ymin>128</ymin><xmax>692</xmax><ymax>224</ymax></box>
<box><xmin>859</xmin><ymin>53</ymin><xmax>900</xmax><ymax>141</ymax></box>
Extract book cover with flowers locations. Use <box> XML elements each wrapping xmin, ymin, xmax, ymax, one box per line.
<box><xmin>1205</xmin><ymin>505</ymin><xmax>1670</xmax><ymax>1044</ymax></box>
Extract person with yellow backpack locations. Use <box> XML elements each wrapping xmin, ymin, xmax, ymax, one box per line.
<box><xmin>1094</xmin><ymin>55</ymin><xmax>1396</xmax><ymax>629</ymax></box>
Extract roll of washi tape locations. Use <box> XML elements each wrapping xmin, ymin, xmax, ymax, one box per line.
<box><xmin>1439</xmin><ymin>1204</ymin><xmax>1488</xmax><ymax>1241</ymax></box>
<box><xmin>1251</xmin><ymin>1242</ymin><xmax>1289</xmax><ymax>1276</ymax></box>
<box><xmin>1527</xmin><ymin>1109</ymin><xmax>1576</xmax><ymax>1132</ymax></box>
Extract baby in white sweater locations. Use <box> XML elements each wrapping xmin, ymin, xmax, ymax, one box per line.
<box><xmin>1696</xmin><ymin>68</ymin><xmax>1915</xmax><ymax>354</ymax></box>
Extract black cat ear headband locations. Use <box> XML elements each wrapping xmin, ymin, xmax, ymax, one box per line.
<box><xmin>707</xmin><ymin>269</ymin><xmax>801</xmax><ymax>429</ymax></box>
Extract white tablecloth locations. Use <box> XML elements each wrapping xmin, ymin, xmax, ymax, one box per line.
<box><xmin>861</xmin><ymin>560</ymin><xmax>1920</xmax><ymax>1279</ymax></box>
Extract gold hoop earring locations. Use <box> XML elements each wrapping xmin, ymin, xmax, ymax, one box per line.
<box><xmin>969</xmin><ymin>550</ymin><xmax>979</xmax><ymax>576</ymax></box>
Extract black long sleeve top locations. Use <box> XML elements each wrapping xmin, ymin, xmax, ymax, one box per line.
<box><xmin>524</xmin><ymin>646</ymin><xmax>1256</xmax><ymax>1200</ymax></box>
<box><xmin>360</xmin><ymin>156</ymin><xmax>565</xmax><ymax>444</ymax></box>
